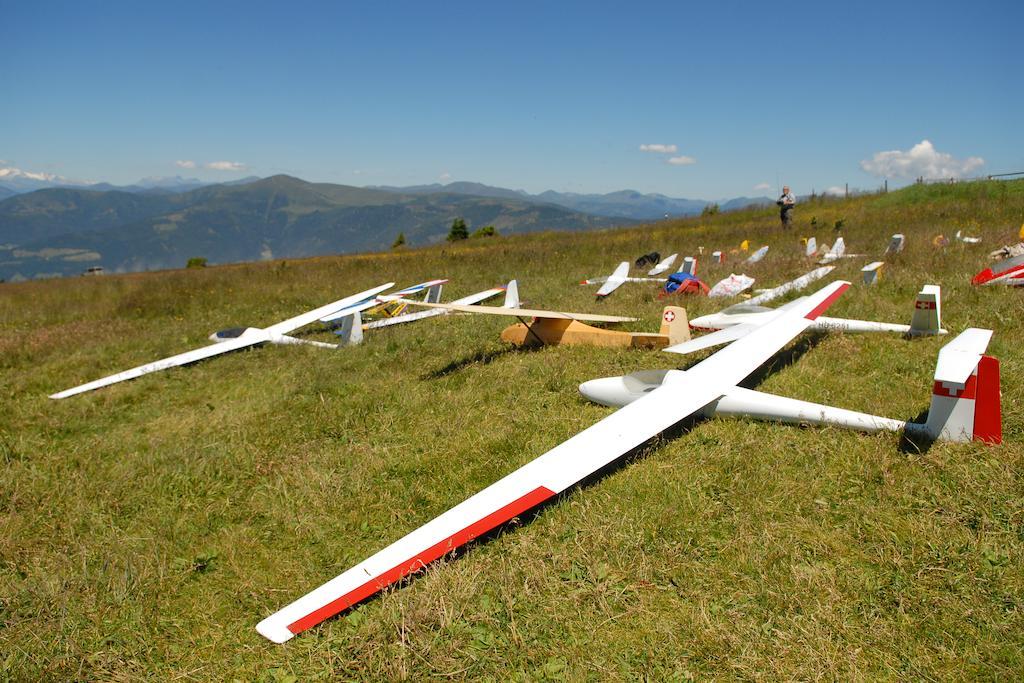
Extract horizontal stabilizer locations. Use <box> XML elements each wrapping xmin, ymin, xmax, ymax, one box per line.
<box><xmin>935</xmin><ymin>328</ymin><xmax>993</xmax><ymax>384</ymax></box>
<box><xmin>663</xmin><ymin>323</ymin><xmax>759</xmax><ymax>354</ymax></box>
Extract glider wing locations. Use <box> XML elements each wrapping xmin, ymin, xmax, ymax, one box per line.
<box><xmin>400</xmin><ymin>300</ymin><xmax>635</xmax><ymax>323</ymax></box>
<box><xmin>268</xmin><ymin>283</ymin><xmax>395</xmax><ymax>334</ymax></box>
<box><xmin>50</xmin><ymin>333</ymin><xmax>270</xmax><ymax>399</ymax></box>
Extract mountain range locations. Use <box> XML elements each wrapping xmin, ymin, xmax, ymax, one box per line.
<box><xmin>371</xmin><ymin>181</ymin><xmax>772</xmax><ymax>220</ymax></box>
<box><xmin>0</xmin><ymin>175</ymin><xmax>623</xmax><ymax>281</ymax></box>
<box><xmin>0</xmin><ymin>171</ymin><xmax>774</xmax><ymax>281</ymax></box>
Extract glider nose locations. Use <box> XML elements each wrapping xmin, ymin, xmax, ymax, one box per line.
<box><xmin>580</xmin><ymin>370</ymin><xmax>672</xmax><ymax>408</ymax></box>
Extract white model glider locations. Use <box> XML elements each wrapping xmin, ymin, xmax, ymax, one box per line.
<box><xmin>319</xmin><ymin>279</ymin><xmax>449</xmax><ymax>344</ymax></box>
<box><xmin>256</xmin><ymin>281</ymin><xmax>852</xmax><ymax>642</ymax></box>
<box><xmin>364</xmin><ymin>281</ymin><xmax>515</xmax><ymax>330</ymax></box>
<box><xmin>955</xmin><ymin>230</ymin><xmax>981</xmax><ymax>245</ymax></box>
<box><xmin>50</xmin><ymin>283</ymin><xmax>396</xmax><ymax>399</ymax></box>
<box><xmin>804</xmin><ymin>237</ymin><xmax>818</xmax><ymax>257</ymax></box>
<box><xmin>581</xmin><ymin>327</ymin><xmax>1001</xmax><ymax>444</ymax></box>
<box><xmin>581</xmin><ymin>262</ymin><xmax>665</xmax><ymax>297</ymax></box>
<box><xmin>647</xmin><ymin>253</ymin><xmax>678</xmax><ymax>276</ymax></box>
<box><xmin>678</xmin><ymin>284</ymin><xmax>945</xmax><ymax>355</ymax></box>
<box><xmin>819</xmin><ymin>237</ymin><xmax>857</xmax><ymax>264</ymax></box>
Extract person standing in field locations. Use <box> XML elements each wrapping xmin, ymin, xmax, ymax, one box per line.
<box><xmin>777</xmin><ymin>185</ymin><xmax>795</xmax><ymax>229</ymax></box>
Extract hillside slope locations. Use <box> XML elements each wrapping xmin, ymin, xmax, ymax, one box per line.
<box><xmin>1</xmin><ymin>180</ymin><xmax>1022</xmax><ymax>680</ymax></box>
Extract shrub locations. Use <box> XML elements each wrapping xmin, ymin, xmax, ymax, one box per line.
<box><xmin>186</xmin><ymin>257</ymin><xmax>207</xmax><ymax>269</ymax></box>
<box><xmin>471</xmin><ymin>225</ymin><xmax>497</xmax><ymax>238</ymax></box>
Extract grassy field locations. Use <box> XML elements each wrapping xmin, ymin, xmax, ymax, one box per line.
<box><xmin>2</xmin><ymin>181</ymin><xmax>1023</xmax><ymax>680</ymax></box>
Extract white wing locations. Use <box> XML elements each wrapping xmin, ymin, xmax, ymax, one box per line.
<box><xmin>50</xmin><ymin>332</ymin><xmax>271</xmax><ymax>399</ymax></box>
<box><xmin>398</xmin><ymin>300</ymin><xmax>635</xmax><ymax>323</ymax></box>
<box><xmin>256</xmin><ymin>280</ymin><xmax>851</xmax><ymax>642</ymax></box>
<box><xmin>648</xmin><ymin>253</ymin><xmax>678</xmax><ymax>276</ymax></box>
<box><xmin>595</xmin><ymin>262</ymin><xmax>630</xmax><ymax>297</ymax></box>
<box><xmin>268</xmin><ymin>282</ymin><xmax>395</xmax><ymax>334</ymax></box>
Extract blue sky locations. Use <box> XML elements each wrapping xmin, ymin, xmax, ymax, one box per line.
<box><xmin>2</xmin><ymin>1</ymin><xmax>1019</xmax><ymax>198</ymax></box>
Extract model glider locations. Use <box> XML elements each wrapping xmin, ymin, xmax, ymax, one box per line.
<box><xmin>581</xmin><ymin>262</ymin><xmax>665</xmax><ymax>297</ymax></box>
<box><xmin>886</xmin><ymin>234</ymin><xmax>906</xmax><ymax>254</ymax></box>
<box><xmin>498</xmin><ymin>305</ymin><xmax>690</xmax><ymax>349</ymax></box>
<box><xmin>319</xmin><ymin>279</ymin><xmax>449</xmax><ymax>344</ymax></box>
<box><xmin>678</xmin><ymin>284</ymin><xmax>945</xmax><ymax>355</ymax></box>
<box><xmin>972</xmin><ymin>254</ymin><xmax>1024</xmax><ymax>286</ymax></box>
<box><xmin>581</xmin><ymin>327</ymin><xmax>1000</xmax><ymax>444</ymax></box>
<box><xmin>818</xmin><ymin>237</ymin><xmax>848</xmax><ymax>264</ymax></box>
<box><xmin>647</xmin><ymin>253</ymin><xmax>678</xmax><ymax>276</ymax></box>
<box><xmin>364</xmin><ymin>282</ymin><xmax>514</xmax><ymax>331</ymax></box>
<box><xmin>804</xmin><ymin>237</ymin><xmax>818</xmax><ymax>257</ymax></box>
<box><xmin>955</xmin><ymin>230</ymin><xmax>981</xmax><ymax>244</ymax></box>
<box><xmin>255</xmin><ymin>281</ymin><xmax>851</xmax><ymax>642</ymax></box>
<box><xmin>50</xmin><ymin>282</ymin><xmax>396</xmax><ymax>399</ymax></box>
<box><xmin>256</xmin><ymin>281</ymin><xmax>1002</xmax><ymax>643</ymax></box>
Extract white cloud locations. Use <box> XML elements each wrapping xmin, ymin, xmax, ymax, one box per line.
<box><xmin>753</xmin><ymin>182</ymin><xmax>771</xmax><ymax>191</ymax></box>
<box><xmin>860</xmin><ymin>140</ymin><xmax>984</xmax><ymax>180</ymax></box>
<box><xmin>666</xmin><ymin>155</ymin><xmax>696</xmax><ymax>166</ymax></box>
<box><xmin>205</xmin><ymin>160</ymin><xmax>246</xmax><ymax>171</ymax></box>
<box><xmin>824</xmin><ymin>186</ymin><xmax>846</xmax><ymax>196</ymax></box>
<box><xmin>175</xmin><ymin>160</ymin><xmax>196</xmax><ymax>169</ymax></box>
<box><xmin>639</xmin><ymin>143</ymin><xmax>678</xmax><ymax>154</ymax></box>
<box><xmin>439</xmin><ymin>172</ymin><xmax>451</xmax><ymax>181</ymax></box>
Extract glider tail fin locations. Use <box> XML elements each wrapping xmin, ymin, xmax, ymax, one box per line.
<box><xmin>424</xmin><ymin>283</ymin><xmax>444</xmax><ymax>304</ymax></box>
<box><xmin>908</xmin><ymin>284</ymin><xmax>943</xmax><ymax>336</ymax></box>
<box><xmin>333</xmin><ymin>311</ymin><xmax>364</xmax><ymax>346</ymax></box>
<box><xmin>915</xmin><ymin>331</ymin><xmax>1001</xmax><ymax>444</ymax></box>
<box><xmin>658</xmin><ymin>306</ymin><xmax>691</xmax><ymax>345</ymax></box>
<box><xmin>503</xmin><ymin>279</ymin><xmax>520</xmax><ymax>308</ymax></box>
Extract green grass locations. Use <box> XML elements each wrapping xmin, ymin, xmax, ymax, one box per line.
<box><xmin>1</xmin><ymin>180</ymin><xmax>1023</xmax><ymax>680</ymax></box>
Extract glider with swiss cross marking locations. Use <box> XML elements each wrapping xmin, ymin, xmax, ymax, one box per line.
<box><xmin>49</xmin><ymin>283</ymin><xmax>397</xmax><ymax>399</ymax></box>
<box><xmin>391</xmin><ymin>287</ymin><xmax>685</xmax><ymax>348</ymax></box>
<box><xmin>257</xmin><ymin>280</ymin><xmax>888</xmax><ymax>642</ymax></box>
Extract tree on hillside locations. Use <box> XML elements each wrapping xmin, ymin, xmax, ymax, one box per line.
<box><xmin>701</xmin><ymin>203</ymin><xmax>719</xmax><ymax>217</ymax></box>
<box><xmin>186</xmin><ymin>257</ymin><xmax>207</xmax><ymax>268</ymax></box>
<box><xmin>447</xmin><ymin>218</ymin><xmax>468</xmax><ymax>242</ymax></box>
<box><xmin>392</xmin><ymin>232</ymin><xmax>406</xmax><ymax>248</ymax></box>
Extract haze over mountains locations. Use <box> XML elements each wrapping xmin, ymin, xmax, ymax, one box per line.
<box><xmin>0</xmin><ymin>172</ymin><xmax>771</xmax><ymax>281</ymax></box>
<box><xmin>372</xmin><ymin>181</ymin><xmax>772</xmax><ymax>220</ymax></box>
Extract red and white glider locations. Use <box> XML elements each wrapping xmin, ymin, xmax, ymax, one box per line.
<box><xmin>972</xmin><ymin>254</ymin><xmax>1024</xmax><ymax>286</ymax></box>
<box><xmin>257</xmin><ymin>280</ymin><xmax>854</xmax><ymax>642</ymax></box>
